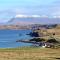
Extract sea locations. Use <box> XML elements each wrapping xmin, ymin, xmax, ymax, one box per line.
<box><xmin>0</xmin><ymin>29</ymin><xmax>32</xmax><ymax>48</ymax></box>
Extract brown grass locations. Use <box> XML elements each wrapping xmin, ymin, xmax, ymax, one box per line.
<box><xmin>0</xmin><ymin>47</ymin><xmax>60</xmax><ymax>60</ymax></box>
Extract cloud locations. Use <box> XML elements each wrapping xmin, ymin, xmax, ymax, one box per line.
<box><xmin>15</xmin><ymin>14</ymin><xmax>49</xmax><ymax>18</ymax></box>
<box><xmin>15</xmin><ymin>15</ymin><xmax>40</xmax><ymax>18</ymax></box>
<box><xmin>52</xmin><ymin>16</ymin><xmax>60</xmax><ymax>18</ymax></box>
<box><xmin>15</xmin><ymin>15</ymin><xmax>29</xmax><ymax>18</ymax></box>
<box><xmin>31</xmin><ymin>15</ymin><xmax>40</xmax><ymax>18</ymax></box>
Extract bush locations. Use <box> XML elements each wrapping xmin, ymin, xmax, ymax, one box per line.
<box><xmin>30</xmin><ymin>38</ymin><xmax>45</xmax><ymax>42</ymax></box>
<box><xmin>47</xmin><ymin>39</ymin><xmax>59</xmax><ymax>44</ymax></box>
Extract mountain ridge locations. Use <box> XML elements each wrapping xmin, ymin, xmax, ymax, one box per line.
<box><xmin>7</xmin><ymin>17</ymin><xmax>60</xmax><ymax>25</ymax></box>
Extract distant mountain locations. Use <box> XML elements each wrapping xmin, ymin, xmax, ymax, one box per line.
<box><xmin>8</xmin><ymin>17</ymin><xmax>34</xmax><ymax>25</ymax></box>
<box><xmin>7</xmin><ymin>16</ymin><xmax>60</xmax><ymax>25</ymax></box>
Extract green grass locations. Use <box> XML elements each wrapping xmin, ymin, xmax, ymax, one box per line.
<box><xmin>0</xmin><ymin>47</ymin><xmax>60</xmax><ymax>60</ymax></box>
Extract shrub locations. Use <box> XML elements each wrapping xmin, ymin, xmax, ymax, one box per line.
<box><xmin>30</xmin><ymin>38</ymin><xmax>45</xmax><ymax>42</ymax></box>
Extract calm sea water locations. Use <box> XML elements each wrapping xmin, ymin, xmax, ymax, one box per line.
<box><xmin>0</xmin><ymin>29</ymin><xmax>32</xmax><ymax>48</ymax></box>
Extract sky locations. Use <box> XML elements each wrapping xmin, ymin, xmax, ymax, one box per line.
<box><xmin>0</xmin><ymin>0</ymin><xmax>60</xmax><ymax>23</ymax></box>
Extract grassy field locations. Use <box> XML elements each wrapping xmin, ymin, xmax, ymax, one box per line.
<box><xmin>0</xmin><ymin>47</ymin><xmax>60</xmax><ymax>60</ymax></box>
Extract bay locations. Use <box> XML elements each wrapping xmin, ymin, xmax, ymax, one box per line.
<box><xmin>0</xmin><ymin>29</ymin><xmax>32</xmax><ymax>48</ymax></box>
